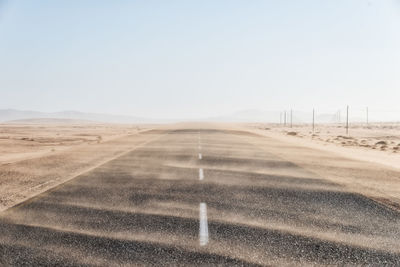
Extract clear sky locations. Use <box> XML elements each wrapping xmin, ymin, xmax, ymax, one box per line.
<box><xmin>0</xmin><ymin>0</ymin><xmax>399</xmax><ymax>119</ymax></box>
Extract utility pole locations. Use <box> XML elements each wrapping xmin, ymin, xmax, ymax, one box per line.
<box><xmin>284</xmin><ymin>111</ymin><xmax>286</xmax><ymax>126</ymax></box>
<box><xmin>312</xmin><ymin>108</ymin><xmax>315</xmax><ymax>133</ymax></box>
<box><xmin>346</xmin><ymin>105</ymin><xmax>349</xmax><ymax>135</ymax></box>
<box><xmin>280</xmin><ymin>112</ymin><xmax>282</xmax><ymax>125</ymax></box>
<box><xmin>290</xmin><ymin>109</ymin><xmax>293</xmax><ymax>128</ymax></box>
<box><xmin>291</xmin><ymin>109</ymin><xmax>294</xmax><ymax>128</ymax></box>
<box><xmin>366</xmin><ymin>107</ymin><xmax>369</xmax><ymax>125</ymax></box>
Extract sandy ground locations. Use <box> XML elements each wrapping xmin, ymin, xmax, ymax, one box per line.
<box><xmin>0</xmin><ymin>126</ymin><xmax>399</xmax><ymax>265</ymax></box>
<box><xmin>0</xmin><ymin>123</ymin><xmax>144</xmax><ymax>164</ymax></box>
<box><xmin>1</xmin><ymin>122</ymin><xmax>400</xmax><ymax>214</ymax></box>
<box><xmin>251</xmin><ymin>122</ymin><xmax>400</xmax><ymax>156</ymax></box>
<box><xmin>246</xmin><ymin>123</ymin><xmax>400</xmax><ymax>211</ymax></box>
<box><xmin>0</xmin><ymin>123</ymin><xmax>160</xmax><ymax>211</ymax></box>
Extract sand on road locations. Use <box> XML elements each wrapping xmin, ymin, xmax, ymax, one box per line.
<box><xmin>0</xmin><ymin>125</ymin><xmax>399</xmax><ymax>265</ymax></box>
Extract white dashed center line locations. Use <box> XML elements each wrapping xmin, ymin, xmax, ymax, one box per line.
<box><xmin>199</xmin><ymin>202</ymin><xmax>209</xmax><ymax>246</ymax></box>
<box><xmin>199</xmin><ymin>168</ymin><xmax>204</xmax><ymax>180</ymax></box>
<box><xmin>197</xmin><ymin>133</ymin><xmax>209</xmax><ymax>246</ymax></box>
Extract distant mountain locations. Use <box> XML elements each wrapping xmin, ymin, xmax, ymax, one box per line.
<box><xmin>5</xmin><ymin>118</ymin><xmax>99</xmax><ymax>124</ymax></box>
<box><xmin>0</xmin><ymin>108</ymin><xmax>376</xmax><ymax>124</ymax></box>
<box><xmin>0</xmin><ymin>109</ymin><xmax>160</xmax><ymax>124</ymax></box>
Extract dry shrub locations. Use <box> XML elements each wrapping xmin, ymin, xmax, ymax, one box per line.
<box><xmin>337</xmin><ymin>135</ymin><xmax>353</xmax><ymax>140</ymax></box>
<box><xmin>375</xmin><ymin>141</ymin><xmax>387</xmax><ymax>146</ymax></box>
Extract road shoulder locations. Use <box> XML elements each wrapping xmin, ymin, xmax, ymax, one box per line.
<box><xmin>0</xmin><ymin>129</ymin><xmax>164</xmax><ymax>212</ymax></box>
<box><xmin>243</xmin><ymin>126</ymin><xmax>400</xmax><ymax>212</ymax></box>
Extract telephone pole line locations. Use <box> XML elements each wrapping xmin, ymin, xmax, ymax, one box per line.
<box><xmin>284</xmin><ymin>111</ymin><xmax>287</xmax><ymax>126</ymax></box>
<box><xmin>290</xmin><ymin>109</ymin><xmax>293</xmax><ymax>128</ymax></box>
<box><xmin>312</xmin><ymin>108</ymin><xmax>315</xmax><ymax>133</ymax></box>
<box><xmin>346</xmin><ymin>105</ymin><xmax>349</xmax><ymax>135</ymax></box>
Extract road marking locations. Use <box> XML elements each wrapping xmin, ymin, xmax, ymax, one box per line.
<box><xmin>199</xmin><ymin>203</ymin><xmax>209</xmax><ymax>246</ymax></box>
<box><xmin>199</xmin><ymin>168</ymin><xmax>204</xmax><ymax>180</ymax></box>
<box><xmin>198</xmin><ymin>153</ymin><xmax>202</xmax><ymax>160</ymax></box>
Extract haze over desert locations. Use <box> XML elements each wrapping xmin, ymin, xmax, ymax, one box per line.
<box><xmin>1</xmin><ymin>1</ymin><xmax>400</xmax><ymax>265</ymax></box>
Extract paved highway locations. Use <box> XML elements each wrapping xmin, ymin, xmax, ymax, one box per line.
<box><xmin>0</xmin><ymin>128</ymin><xmax>399</xmax><ymax>266</ymax></box>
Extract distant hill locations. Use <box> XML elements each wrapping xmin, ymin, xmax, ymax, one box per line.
<box><xmin>0</xmin><ymin>109</ymin><xmax>160</xmax><ymax>124</ymax></box>
<box><xmin>0</xmin><ymin>108</ymin><xmax>373</xmax><ymax>124</ymax></box>
<box><xmin>5</xmin><ymin>118</ymin><xmax>100</xmax><ymax>125</ymax></box>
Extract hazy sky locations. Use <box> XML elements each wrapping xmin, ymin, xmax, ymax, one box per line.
<box><xmin>0</xmin><ymin>0</ymin><xmax>399</xmax><ymax>119</ymax></box>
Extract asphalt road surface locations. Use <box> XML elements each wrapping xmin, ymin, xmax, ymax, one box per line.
<box><xmin>0</xmin><ymin>128</ymin><xmax>399</xmax><ymax>266</ymax></box>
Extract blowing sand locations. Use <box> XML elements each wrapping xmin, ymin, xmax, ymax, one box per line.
<box><xmin>1</xmin><ymin>122</ymin><xmax>400</xmax><ymax>214</ymax></box>
<box><xmin>246</xmin><ymin>123</ymin><xmax>400</xmax><ymax>211</ymax></box>
<box><xmin>249</xmin><ymin>123</ymin><xmax>400</xmax><ymax>170</ymax></box>
<box><xmin>0</xmin><ymin>123</ymin><xmax>143</xmax><ymax>164</ymax></box>
<box><xmin>0</xmin><ymin>123</ymin><xmax>163</xmax><ymax>211</ymax></box>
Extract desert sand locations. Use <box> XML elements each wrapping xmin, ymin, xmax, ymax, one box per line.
<box><xmin>1</xmin><ymin>124</ymin><xmax>399</xmax><ymax>265</ymax></box>
<box><xmin>0</xmin><ymin>122</ymin><xmax>159</xmax><ymax>211</ymax></box>
<box><xmin>247</xmin><ymin>122</ymin><xmax>400</xmax><ymax>211</ymax></box>
<box><xmin>257</xmin><ymin>122</ymin><xmax>400</xmax><ymax>153</ymax></box>
<box><xmin>1</xmin><ymin>121</ymin><xmax>399</xmax><ymax>214</ymax></box>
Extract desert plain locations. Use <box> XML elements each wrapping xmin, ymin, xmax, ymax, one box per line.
<box><xmin>0</xmin><ymin>121</ymin><xmax>400</xmax><ymax>265</ymax></box>
<box><xmin>250</xmin><ymin>122</ymin><xmax>400</xmax><ymax>210</ymax></box>
<box><xmin>0</xmin><ymin>121</ymin><xmax>153</xmax><ymax>211</ymax></box>
<box><xmin>1</xmin><ymin>121</ymin><xmax>400</xmax><ymax>212</ymax></box>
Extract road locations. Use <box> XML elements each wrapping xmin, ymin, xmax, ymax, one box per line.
<box><xmin>0</xmin><ymin>128</ymin><xmax>399</xmax><ymax>266</ymax></box>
